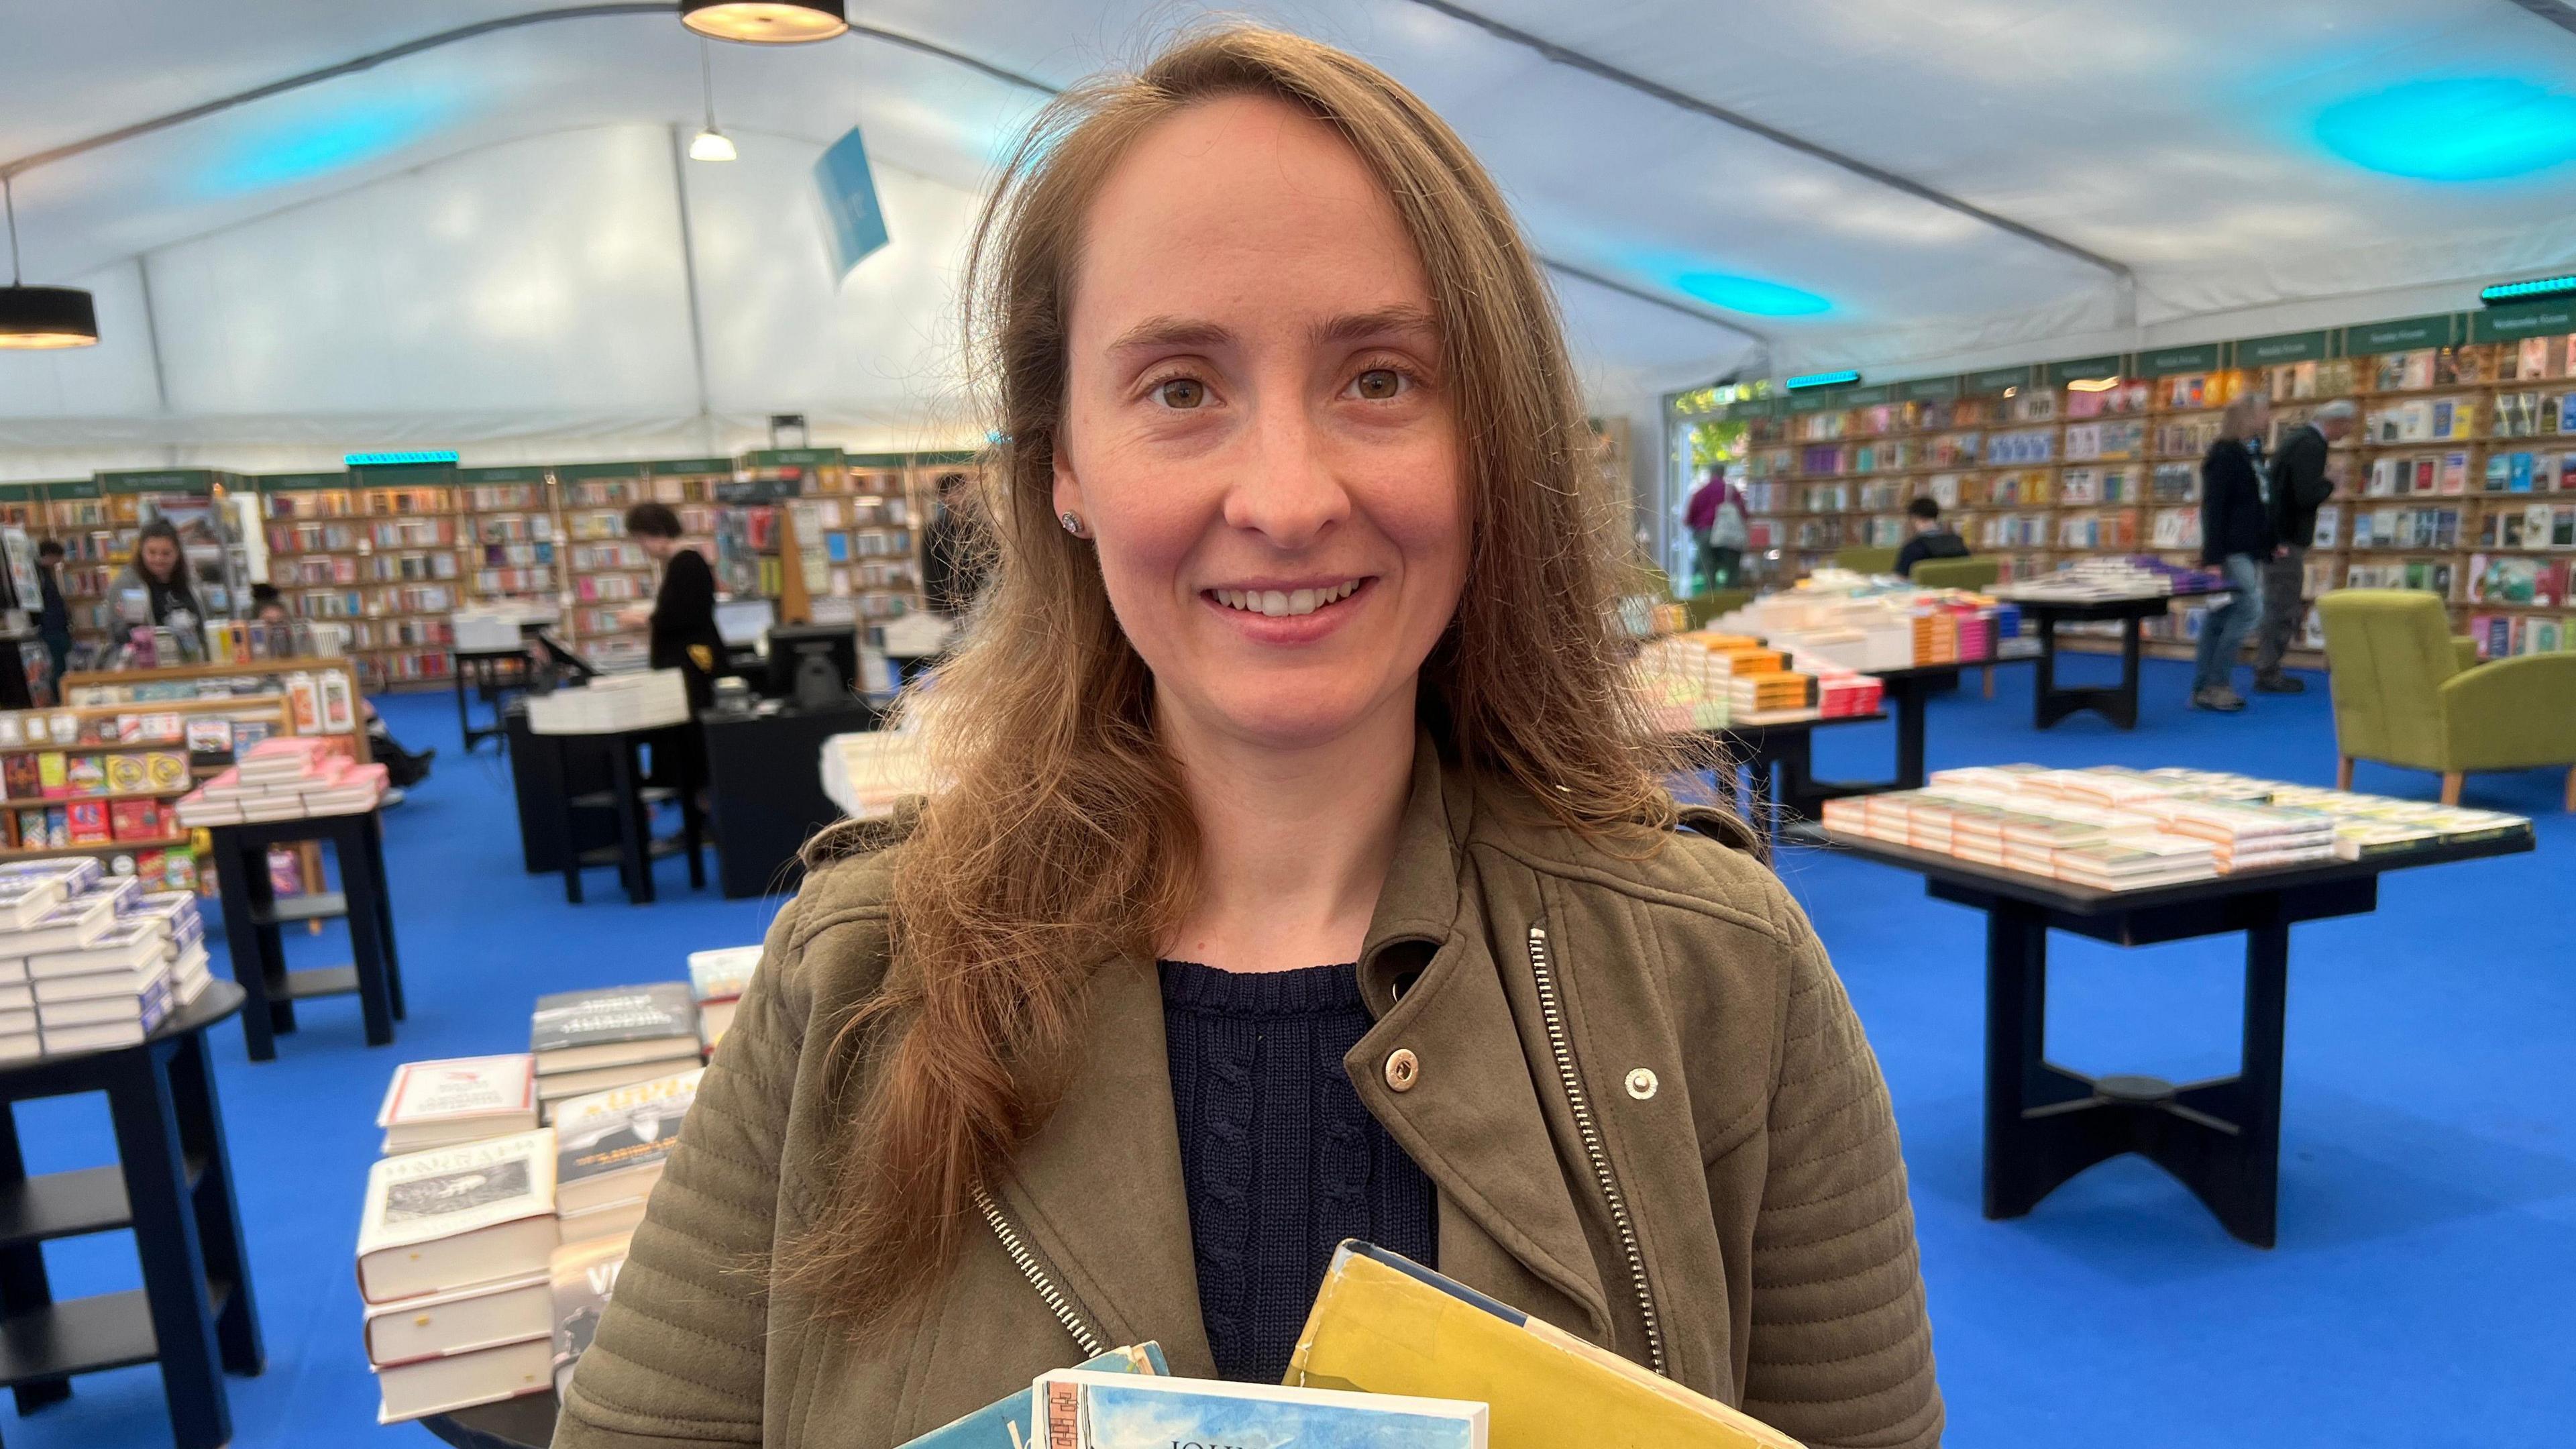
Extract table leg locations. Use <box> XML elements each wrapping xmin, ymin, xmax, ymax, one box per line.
<box><xmin>0</xmin><ymin>1106</ymin><xmax>70</xmax><ymax>1412</ymax></box>
<box><xmin>336</xmin><ymin>821</ymin><xmax>396</xmax><ymax>1048</ymax></box>
<box><xmin>211</xmin><ymin>832</ymin><xmax>277</xmax><ymax>1062</ymax></box>
<box><xmin>241</xmin><ymin>843</ymin><xmax>293</xmax><ymax>1038</ymax></box>
<box><xmin>168</xmin><ymin>1030</ymin><xmax>263</xmax><ymax>1375</ymax></box>
<box><xmin>2031</xmin><ymin>617</ymin><xmax>2059</xmax><ymax>729</ymax></box>
<box><xmin>106</xmin><ymin>1048</ymin><xmax>232</xmax><ymax>1449</ymax></box>
<box><xmin>610</xmin><ymin>737</ymin><xmax>653</xmax><ymax>905</ymax></box>
<box><xmin>453</xmin><ymin>666</ymin><xmax>473</xmax><ymax>751</ymax></box>
<box><xmin>1891</xmin><ymin>680</ymin><xmax>1930</xmax><ymax>790</ymax></box>
<box><xmin>1762</xmin><ymin>732</ymin><xmax>1813</xmax><ymax>839</ymax></box>
<box><xmin>2164</xmin><ymin>916</ymin><xmax>2289</xmax><ymax>1248</ymax></box>
<box><xmin>679</xmin><ymin>728</ymin><xmax>706</xmax><ymax>892</ymax></box>
<box><xmin>364</xmin><ymin>814</ymin><xmax>405</xmax><ymax>1020</ymax></box>
<box><xmin>555</xmin><ymin>736</ymin><xmax>586</xmax><ymax>906</ymax></box>
<box><xmin>2112</xmin><ymin>616</ymin><xmax>2144</xmax><ymax>729</ymax></box>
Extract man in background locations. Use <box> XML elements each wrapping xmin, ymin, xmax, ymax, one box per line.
<box><xmin>2254</xmin><ymin>399</ymin><xmax>2355</xmax><ymax>693</ymax></box>
<box><xmin>1894</xmin><ymin>496</ymin><xmax>1972</xmax><ymax>577</ymax></box>
<box><xmin>33</xmin><ymin>540</ymin><xmax>71</xmax><ymax>686</ymax></box>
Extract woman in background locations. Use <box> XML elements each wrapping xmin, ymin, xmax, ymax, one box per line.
<box><xmin>2192</xmin><ymin>392</ymin><xmax>2273</xmax><ymax>712</ymax></box>
<box><xmin>1683</xmin><ymin>465</ymin><xmax>1749</xmax><ymax>590</ymax></box>
<box><xmin>113</xmin><ymin>519</ymin><xmax>203</xmax><ymax>630</ymax></box>
<box><xmin>619</xmin><ymin>502</ymin><xmax>724</xmax><ymax>712</ymax></box>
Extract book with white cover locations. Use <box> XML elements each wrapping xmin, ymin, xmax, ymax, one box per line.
<box><xmin>378</xmin><ymin>1055</ymin><xmax>542</xmax><ymax>1155</ymax></box>
<box><xmin>357</xmin><ymin>1130</ymin><xmax>560</xmax><ymax>1304</ymax></box>
<box><xmin>28</xmin><ymin>920</ymin><xmax>169</xmax><ymax>981</ymax></box>
<box><xmin>363</xmin><ymin>1271</ymin><xmax>552</xmax><ymax>1368</ymax></box>
<box><xmin>0</xmin><ymin>1033</ymin><xmax>37</xmax><ymax>1063</ymax></box>
<box><xmin>0</xmin><ymin>1008</ymin><xmax>31</xmax><ymax>1037</ymax></box>
<box><xmin>170</xmin><ymin>945</ymin><xmax>211</xmax><ymax>1005</ymax></box>
<box><xmin>686</xmin><ymin>947</ymin><xmax>759</xmax><ymax>1005</ymax></box>
<box><xmin>555</xmin><ymin>1195</ymin><xmax>649</xmax><ymax>1247</ymax></box>
<box><xmin>0</xmin><ymin>872</ymin><xmax>70</xmax><ymax>932</ymax></box>
<box><xmin>374</xmin><ymin>1335</ymin><xmax>552</xmax><ymax>1424</ymax></box>
<box><xmin>535</xmin><ymin>1057</ymin><xmax>696</xmax><ymax>1104</ymax></box>
<box><xmin>0</xmin><ymin>894</ymin><xmax>117</xmax><ymax>956</ymax></box>
<box><xmin>37</xmin><ymin>983</ymin><xmax>172</xmax><ymax>1028</ymax></box>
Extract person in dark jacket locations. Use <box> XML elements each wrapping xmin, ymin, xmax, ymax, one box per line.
<box><xmin>2192</xmin><ymin>392</ymin><xmax>2273</xmax><ymax>711</ymax></box>
<box><xmin>111</xmin><ymin>519</ymin><xmax>204</xmax><ymax>629</ymax></box>
<box><xmin>33</xmin><ymin>540</ymin><xmax>72</xmax><ymax>684</ymax></box>
<box><xmin>621</xmin><ymin>502</ymin><xmax>725</xmax><ymax>712</ymax></box>
<box><xmin>2253</xmin><ymin>398</ymin><xmax>2354</xmax><ymax>693</ymax></box>
<box><xmin>1894</xmin><ymin>496</ymin><xmax>1972</xmax><ymax>577</ymax></box>
<box><xmin>918</xmin><ymin>472</ymin><xmax>988</xmax><ymax>619</ymax></box>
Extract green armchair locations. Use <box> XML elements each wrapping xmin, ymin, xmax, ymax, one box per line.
<box><xmin>1909</xmin><ymin>557</ymin><xmax>2000</xmax><ymax>591</ymax></box>
<box><xmin>1683</xmin><ymin>590</ymin><xmax>1752</xmax><ymax>631</ymax></box>
<box><xmin>1835</xmin><ymin>546</ymin><xmax>1900</xmax><ymax>576</ymax></box>
<box><xmin>2316</xmin><ymin>590</ymin><xmax>2576</xmax><ymax>808</ymax></box>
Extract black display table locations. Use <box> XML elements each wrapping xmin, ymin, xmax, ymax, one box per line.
<box><xmin>0</xmin><ymin>981</ymin><xmax>260</xmax><ymax>1449</ymax></box>
<box><xmin>701</xmin><ymin>700</ymin><xmax>881</xmax><ymax>899</ymax></box>
<box><xmin>1693</xmin><ymin>711</ymin><xmax>1886</xmax><ymax>838</ymax></box>
<box><xmin>1825</xmin><ymin>830</ymin><xmax>2533</xmax><ymax>1246</ymax></box>
<box><xmin>451</xmin><ymin>645</ymin><xmax>532</xmax><ymax>753</ymax></box>
<box><xmin>535</xmin><ymin>722</ymin><xmax>706</xmax><ymax>906</ymax></box>
<box><xmin>425</xmin><ymin>1388</ymin><xmax>555</xmax><ymax>1449</ymax></box>
<box><xmin>2006</xmin><ymin>592</ymin><xmax>2219</xmax><ymax>729</ymax></box>
<box><xmin>201</xmin><ymin>809</ymin><xmax>403</xmax><ymax>1061</ymax></box>
<box><xmin>1781</xmin><ymin>657</ymin><xmax>2034</xmax><ymax>816</ymax></box>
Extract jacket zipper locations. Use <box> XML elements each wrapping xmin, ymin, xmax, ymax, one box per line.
<box><xmin>1526</xmin><ymin>924</ymin><xmax>1668</xmax><ymax>1377</ymax></box>
<box><xmin>971</xmin><ymin>1184</ymin><xmax>1108</xmax><ymax>1358</ymax></box>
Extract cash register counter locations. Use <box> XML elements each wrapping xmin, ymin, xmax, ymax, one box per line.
<box><xmin>504</xmin><ymin>696</ymin><xmax>881</xmax><ymax>901</ymax></box>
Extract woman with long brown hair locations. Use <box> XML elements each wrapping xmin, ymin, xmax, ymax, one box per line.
<box><xmin>557</xmin><ymin>26</ymin><xmax>1938</xmax><ymax>1449</ymax></box>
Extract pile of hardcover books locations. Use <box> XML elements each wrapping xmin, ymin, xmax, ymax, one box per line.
<box><xmin>0</xmin><ymin>859</ymin><xmax>210</xmax><ymax>1058</ymax></box>
<box><xmin>896</xmin><ymin>1243</ymin><xmax>1802</xmax><ymax>1448</ymax></box>
<box><xmin>530</xmin><ymin>983</ymin><xmax>702</xmax><ymax>1123</ymax></box>
<box><xmin>820</xmin><ymin>728</ymin><xmax>930</xmax><ymax>822</ymax></box>
<box><xmin>1819</xmin><ymin>764</ymin><xmax>2533</xmax><ymax>887</ymax></box>
<box><xmin>1991</xmin><ymin>556</ymin><xmax>2225</xmax><ymax>602</ymax></box>
<box><xmin>362</xmin><ymin>1045</ymin><xmax>708</xmax><ymax>1422</ymax></box>
<box><xmin>1706</xmin><ymin>580</ymin><xmax>2029</xmax><ymax>673</ymax></box>
<box><xmin>174</xmin><ymin>737</ymin><xmax>387</xmax><ymax>826</ymax></box>
<box><xmin>525</xmin><ymin>669</ymin><xmax>691</xmax><ymax>735</ymax></box>
<box><xmin>1629</xmin><ymin>633</ymin><xmax>1885</xmax><ymax>730</ymax></box>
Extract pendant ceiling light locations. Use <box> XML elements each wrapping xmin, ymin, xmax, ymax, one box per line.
<box><xmin>690</xmin><ymin>41</ymin><xmax>737</xmax><ymax>162</ymax></box>
<box><xmin>680</xmin><ymin>0</ymin><xmax>847</xmax><ymax>44</ymax></box>
<box><xmin>0</xmin><ymin>176</ymin><xmax>97</xmax><ymax>350</ymax></box>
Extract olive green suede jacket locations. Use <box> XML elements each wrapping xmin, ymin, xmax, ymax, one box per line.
<box><xmin>554</xmin><ymin>738</ymin><xmax>1942</xmax><ymax>1448</ymax></box>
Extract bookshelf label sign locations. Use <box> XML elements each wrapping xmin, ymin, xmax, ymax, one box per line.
<box><xmin>743</xmin><ymin>447</ymin><xmax>847</xmax><ymax>468</ymax></box>
<box><xmin>2045</xmin><ymin>356</ymin><xmax>2124</xmax><ymax>388</ymax></box>
<box><xmin>1786</xmin><ymin>389</ymin><xmax>1843</xmax><ymax>413</ymax></box>
<box><xmin>1966</xmin><ymin>366</ymin><xmax>2031</xmax><ymax>395</ymax></box>
<box><xmin>458</xmin><ymin>466</ymin><xmax>546</xmax><ymax>484</ymax></box>
<box><xmin>99</xmin><ymin>469</ymin><xmax>221</xmax><ymax>495</ymax></box>
<box><xmin>257</xmin><ymin>472</ymin><xmax>347</xmax><ymax>492</ymax></box>
<box><xmin>2239</xmin><ymin>330</ymin><xmax>2327</xmax><ymax>364</ymax></box>
<box><xmin>1898</xmin><ymin>376</ymin><xmax>1961</xmax><ymax>402</ymax></box>
<box><xmin>645</xmin><ymin>458</ymin><xmax>735</xmax><ymax>476</ymax></box>
<box><xmin>2140</xmin><ymin>343</ymin><xmax>2222</xmax><ymax>377</ymax></box>
<box><xmin>2342</xmin><ymin>315</ymin><xmax>2454</xmax><ymax>354</ymax></box>
<box><xmin>1842</xmin><ymin>384</ymin><xmax>1890</xmax><ymax>406</ymax></box>
<box><xmin>2471</xmin><ymin>300</ymin><xmax>2576</xmax><ymax>343</ymax></box>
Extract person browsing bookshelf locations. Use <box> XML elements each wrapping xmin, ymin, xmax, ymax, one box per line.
<box><xmin>1893</xmin><ymin>496</ymin><xmax>1971</xmax><ymax>578</ymax></box>
<box><xmin>2252</xmin><ymin>398</ymin><xmax>2355</xmax><ymax>693</ymax></box>
<box><xmin>112</xmin><ymin>519</ymin><xmax>204</xmax><ymax>631</ymax></box>
<box><xmin>555</xmin><ymin>28</ymin><xmax>1939</xmax><ymax>1449</ymax></box>
<box><xmin>2192</xmin><ymin>392</ymin><xmax>2274</xmax><ymax>712</ymax></box>
<box><xmin>616</xmin><ymin>502</ymin><xmax>724</xmax><ymax>712</ymax></box>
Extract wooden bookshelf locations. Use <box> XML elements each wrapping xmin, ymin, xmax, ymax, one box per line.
<box><xmin>256</xmin><ymin>468</ymin><xmax>464</xmax><ymax>689</ymax></box>
<box><xmin>1711</xmin><ymin>303</ymin><xmax>2576</xmax><ymax>664</ymax></box>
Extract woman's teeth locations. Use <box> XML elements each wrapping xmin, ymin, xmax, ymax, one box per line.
<box><xmin>1214</xmin><ymin>581</ymin><xmax>1361</xmax><ymax>617</ymax></box>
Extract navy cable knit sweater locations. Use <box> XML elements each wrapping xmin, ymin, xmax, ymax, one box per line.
<box><xmin>1159</xmin><ymin>959</ymin><xmax>1437</xmax><ymax>1383</ymax></box>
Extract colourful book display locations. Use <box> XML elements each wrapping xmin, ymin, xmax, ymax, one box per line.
<box><xmin>1286</xmin><ymin>1241</ymin><xmax>1801</xmax><ymax>1449</ymax></box>
<box><xmin>898</xmin><ymin>1344</ymin><xmax>1169</xmax><ymax>1448</ymax></box>
<box><xmin>1034</xmin><ymin>1368</ymin><xmax>1484</xmax><ymax>1449</ymax></box>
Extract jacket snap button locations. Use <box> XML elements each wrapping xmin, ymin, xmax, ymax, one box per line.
<box><xmin>1385</xmin><ymin>1048</ymin><xmax>1420</xmax><ymax>1092</ymax></box>
<box><xmin>1625</xmin><ymin>1067</ymin><xmax>1658</xmax><ymax>1101</ymax></box>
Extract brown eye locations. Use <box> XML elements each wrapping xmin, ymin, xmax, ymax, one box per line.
<box><xmin>1353</xmin><ymin>368</ymin><xmax>1404</xmax><ymax>400</ymax></box>
<box><xmin>1154</xmin><ymin>378</ymin><xmax>1206</xmax><ymax>409</ymax></box>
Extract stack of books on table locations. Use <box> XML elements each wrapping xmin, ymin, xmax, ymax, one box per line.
<box><xmin>820</xmin><ymin>729</ymin><xmax>931</xmax><ymax>821</ymax></box>
<box><xmin>529</xmin><ymin>983</ymin><xmax>701</xmax><ymax>1123</ymax></box>
<box><xmin>1628</xmin><ymin>638</ymin><xmax>1731</xmax><ymax>733</ymax></box>
<box><xmin>1818</xmin><ymin>764</ymin><xmax>2535</xmax><ymax>888</ymax></box>
<box><xmin>175</xmin><ymin>737</ymin><xmax>387</xmax><ymax>826</ymax></box>
<box><xmin>525</xmin><ymin>669</ymin><xmax>690</xmax><ymax>735</ymax></box>
<box><xmin>1992</xmin><ymin>557</ymin><xmax>2226</xmax><ymax>603</ymax></box>
<box><xmin>0</xmin><ymin>861</ymin><xmax>213</xmax><ymax>1057</ymax></box>
<box><xmin>686</xmin><ymin>945</ymin><xmax>759</xmax><ymax>1055</ymax></box>
<box><xmin>376</xmin><ymin>1055</ymin><xmax>541</xmax><ymax>1154</ymax></box>
<box><xmin>358</xmin><ymin>1130</ymin><xmax>560</xmax><ymax>1422</ymax></box>
<box><xmin>551</xmin><ymin>1065</ymin><xmax>701</xmax><ymax>1246</ymax></box>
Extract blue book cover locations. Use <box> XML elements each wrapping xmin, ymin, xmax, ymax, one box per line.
<box><xmin>898</xmin><ymin>1344</ymin><xmax>1168</xmax><ymax>1448</ymax></box>
<box><xmin>2512</xmin><ymin>453</ymin><xmax>2535</xmax><ymax>492</ymax></box>
<box><xmin>1034</xmin><ymin>1370</ymin><xmax>1485</xmax><ymax>1448</ymax></box>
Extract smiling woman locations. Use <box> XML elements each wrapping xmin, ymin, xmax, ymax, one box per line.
<box><xmin>555</xmin><ymin>24</ymin><xmax>1939</xmax><ymax>1449</ymax></box>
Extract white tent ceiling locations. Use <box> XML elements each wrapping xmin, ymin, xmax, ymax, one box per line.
<box><xmin>4</xmin><ymin>0</ymin><xmax>2575</xmax><ymax>470</ymax></box>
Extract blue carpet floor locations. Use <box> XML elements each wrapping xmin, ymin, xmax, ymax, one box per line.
<box><xmin>5</xmin><ymin>655</ymin><xmax>2570</xmax><ymax>1448</ymax></box>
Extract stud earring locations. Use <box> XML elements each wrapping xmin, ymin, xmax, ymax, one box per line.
<box><xmin>1059</xmin><ymin>511</ymin><xmax>1085</xmax><ymax>537</ymax></box>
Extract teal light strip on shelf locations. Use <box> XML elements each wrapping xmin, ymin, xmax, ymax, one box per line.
<box><xmin>2480</xmin><ymin>275</ymin><xmax>2576</xmax><ymax>305</ymax></box>
<box><xmin>1783</xmin><ymin>370</ymin><xmax>1862</xmax><ymax>390</ymax></box>
<box><xmin>345</xmin><ymin>450</ymin><xmax>459</xmax><ymax>466</ymax></box>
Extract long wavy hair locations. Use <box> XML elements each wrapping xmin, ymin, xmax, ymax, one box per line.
<box><xmin>782</xmin><ymin>23</ymin><xmax>1690</xmax><ymax>1330</ymax></box>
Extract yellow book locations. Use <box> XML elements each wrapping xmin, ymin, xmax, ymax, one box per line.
<box><xmin>1287</xmin><ymin>1242</ymin><xmax>1800</xmax><ymax>1449</ymax></box>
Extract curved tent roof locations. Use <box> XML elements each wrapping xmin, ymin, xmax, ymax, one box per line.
<box><xmin>3</xmin><ymin>0</ymin><xmax>2574</xmax><ymax>468</ymax></box>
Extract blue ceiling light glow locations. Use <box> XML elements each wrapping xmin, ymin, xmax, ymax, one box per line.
<box><xmin>205</xmin><ymin>95</ymin><xmax>452</xmax><ymax>195</ymax></box>
<box><xmin>2315</xmin><ymin>78</ymin><xmax>2576</xmax><ymax>181</ymax></box>
<box><xmin>1784</xmin><ymin>370</ymin><xmax>1862</xmax><ymax>391</ymax></box>
<box><xmin>1674</xmin><ymin>272</ymin><xmax>1831</xmax><ymax>317</ymax></box>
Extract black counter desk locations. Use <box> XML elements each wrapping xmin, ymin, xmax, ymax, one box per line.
<box><xmin>1817</xmin><ymin>826</ymin><xmax>2532</xmax><ymax>1246</ymax></box>
<box><xmin>2004</xmin><ymin>591</ymin><xmax>2224</xmax><ymax>730</ymax></box>
<box><xmin>701</xmin><ymin>700</ymin><xmax>881</xmax><ymax>899</ymax></box>
<box><xmin>504</xmin><ymin>704</ymin><xmax>625</xmax><ymax>876</ymax></box>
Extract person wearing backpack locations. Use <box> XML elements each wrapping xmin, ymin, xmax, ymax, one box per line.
<box><xmin>1685</xmin><ymin>466</ymin><xmax>1750</xmax><ymax>590</ymax></box>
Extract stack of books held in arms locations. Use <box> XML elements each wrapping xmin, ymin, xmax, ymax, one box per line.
<box><xmin>175</xmin><ymin>736</ymin><xmax>388</xmax><ymax>826</ymax></box>
<box><xmin>686</xmin><ymin>945</ymin><xmax>759</xmax><ymax>1056</ymax></box>
<box><xmin>0</xmin><ymin>860</ymin><xmax>213</xmax><ymax>1058</ymax></box>
<box><xmin>358</xmin><ymin>1130</ymin><xmax>561</xmax><ymax>1422</ymax></box>
<box><xmin>530</xmin><ymin>984</ymin><xmax>701</xmax><ymax>1123</ymax></box>
<box><xmin>894</xmin><ymin>1244</ymin><xmax>1801</xmax><ymax>1449</ymax></box>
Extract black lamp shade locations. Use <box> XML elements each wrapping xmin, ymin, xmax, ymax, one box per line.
<box><xmin>0</xmin><ymin>285</ymin><xmax>98</xmax><ymax>350</ymax></box>
<box><xmin>681</xmin><ymin>0</ymin><xmax>847</xmax><ymax>43</ymax></box>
